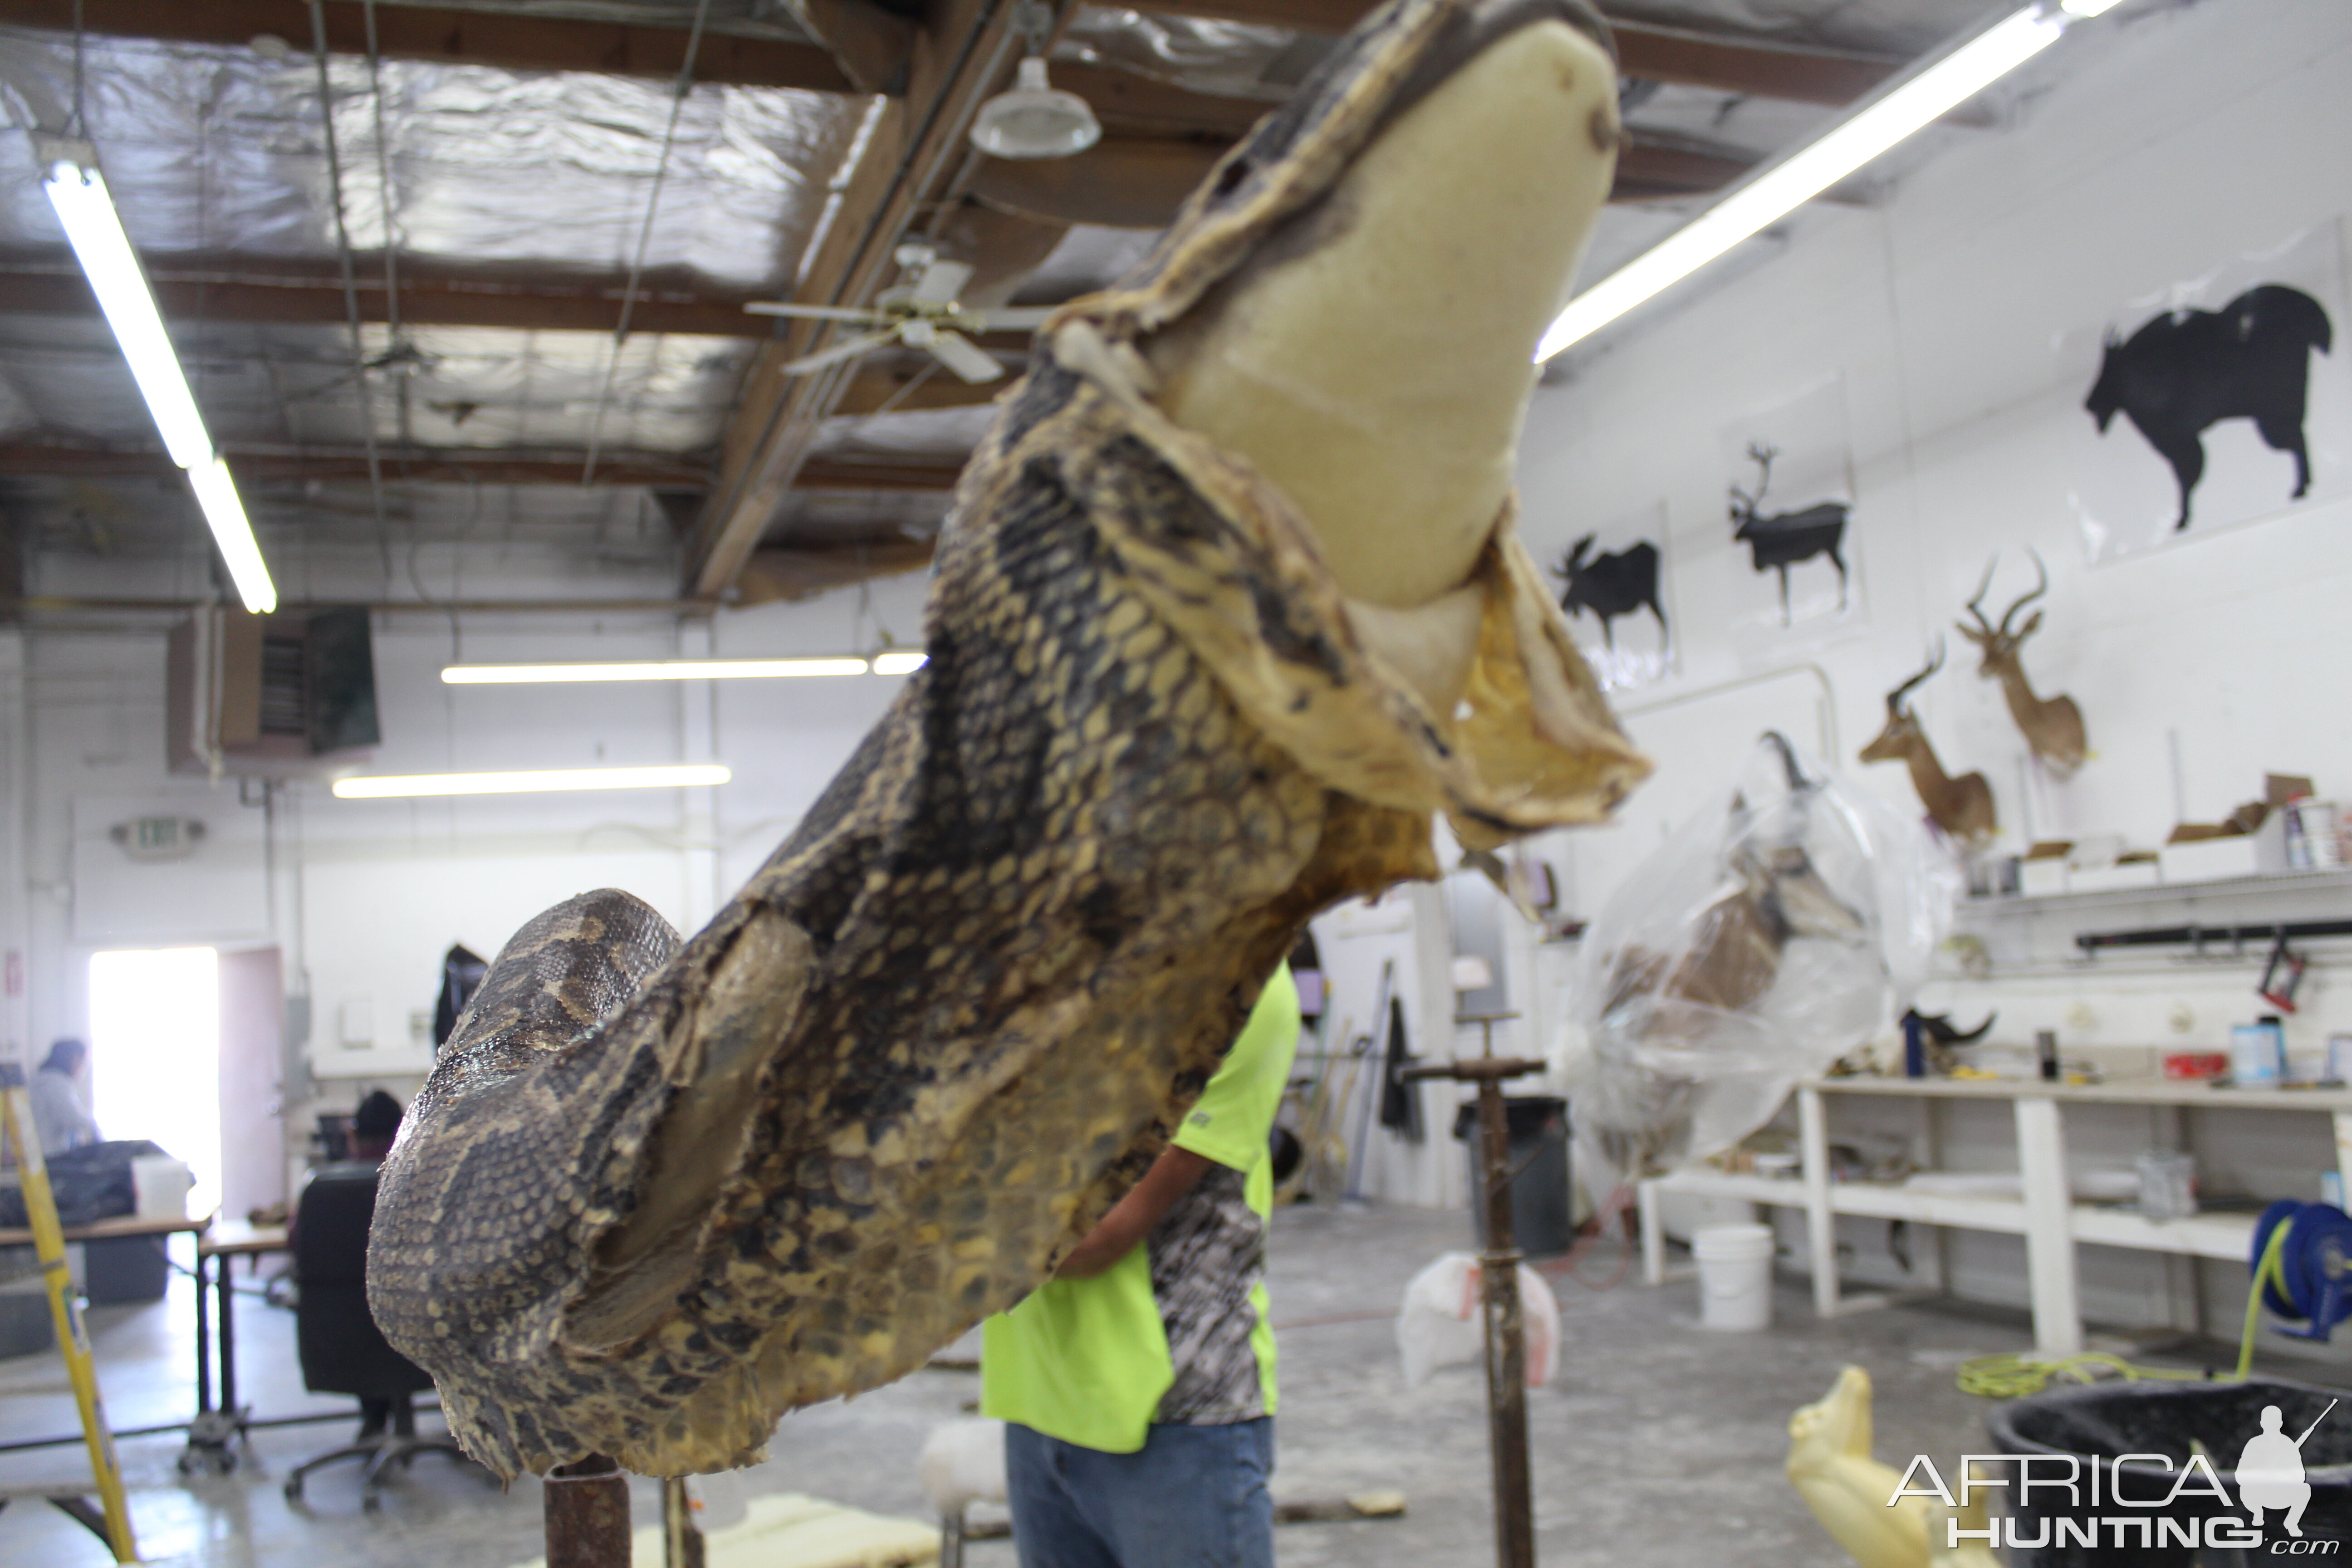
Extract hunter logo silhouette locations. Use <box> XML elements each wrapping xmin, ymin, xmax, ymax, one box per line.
<box><xmin>2239</xmin><ymin>1399</ymin><xmax>2337</xmax><ymax>1539</ymax></box>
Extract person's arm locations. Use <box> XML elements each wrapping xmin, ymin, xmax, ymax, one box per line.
<box><xmin>1054</xmin><ymin>1146</ymin><xmax>1216</xmax><ymax>1279</ymax></box>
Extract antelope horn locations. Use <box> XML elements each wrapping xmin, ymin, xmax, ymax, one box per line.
<box><xmin>1886</xmin><ymin>640</ymin><xmax>1944</xmax><ymax>712</ymax></box>
<box><xmin>1962</xmin><ymin>555</ymin><xmax>1999</xmax><ymax>633</ymax></box>
<box><xmin>2001</xmin><ymin>549</ymin><xmax>2051</xmax><ymax>636</ymax></box>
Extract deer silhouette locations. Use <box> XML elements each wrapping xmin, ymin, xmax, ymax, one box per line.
<box><xmin>2085</xmin><ymin>284</ymin><xmax>2333</xmax><ymax>530</ymax></box>
<box><xmin>1858</xmin><ymin>642</ymin><xmax>1995</xmax><ymax>847</ymax></box>
<box><xmin>1956</xmin><ymin>551</ymin><xmax>2086</xmax><ymax>779</ymax></box>
<box><xmin>1730</xmin><ymin>442</ymin><xmax>1848</xmax><ymax>625</ymax></box>
<box><xmin>1553</xmin><ymin>534</ymin><xmax>1666</xmax><ymax>649</ymax></box>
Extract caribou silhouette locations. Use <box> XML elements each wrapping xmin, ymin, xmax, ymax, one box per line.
<box><xmin>1553</xmin><ymin>534</ymin><xmax>1666</xmax><ymax>649</ymax></box>
<box><xmin>2085</xmin><ymin>283</ymin><xmax>2333</xmax><ymax>530</ymax></box>
<box><xmin>1730</xmin><ymin>442</ymin><xmax>1848</xmax><ymax>625</ymax></box>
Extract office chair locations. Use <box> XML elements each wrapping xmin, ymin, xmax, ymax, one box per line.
<box><xmin>282</xmin><ymin>1161</ymin><xmax>473</xmax><ymax>1511</ymax></box>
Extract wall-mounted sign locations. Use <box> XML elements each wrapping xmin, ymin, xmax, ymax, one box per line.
<box><xmin>107</xmin><ymin>816</ymin><xmax>207</xmax><ymax>862</ymax></box>
<box><xmin>2068</xmin><ymin>221</ymin><xmax>2347</xmax><ymax>562</ymax></box>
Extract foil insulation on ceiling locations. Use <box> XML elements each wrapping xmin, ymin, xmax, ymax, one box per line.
<box><xmin>0</xmin><ymin>26</ymin><xmax>861</xmax><ymax>283</ymax></box>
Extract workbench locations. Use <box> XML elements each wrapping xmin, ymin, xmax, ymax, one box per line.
<box><xmin>1638</xmin><ymin>1075</ymin><xmax>2352</xmax><ymax>1355</ymax></box>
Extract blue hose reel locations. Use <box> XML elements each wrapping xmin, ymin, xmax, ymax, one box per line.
<box><xmin>2251</xmin><ymin>1200</ymin><xmax>2352</xmax><ymax>1341</ymax></box>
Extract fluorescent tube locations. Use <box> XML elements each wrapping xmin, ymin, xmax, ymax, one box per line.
<box><xmin>186</xmin><ymin>458</ymin><xmax>278</xmax><ymax>616</ymax></box>
<box><xmin>1537</xmin><ymin>1</ymin><xmax>2111</xmax><ymax>361</ymax></box>
<box><xmin>442</xmin><ymin>657</ymin><xmax>872</xmax><ymax>684</ymax></box>
<box><xmin>41</xmin><ymin>145</ymin><xmax>278</xmax><ymax>613</ymax></box>
<box><xmin>332</xmin><ymin>764</ymin><xmax>732</xmax><ymax>799</ymax></box>
<box><xmin>871</xmin><ymin>652</ymin><xmax>928</xmax><ymax>675</ymax></box>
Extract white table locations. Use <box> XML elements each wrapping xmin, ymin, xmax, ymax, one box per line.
<box><xmin>1637</xmin><ymin>1076</ymin><xmax>2352</xmax><ymax>1355</ymax></box>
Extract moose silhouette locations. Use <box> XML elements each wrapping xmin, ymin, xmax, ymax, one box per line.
<box><xmin>1553</xmin><ymin>535</ymin><xmax>1666</xmax><ymax>649</ymax></box>
<box><xmin>2084</xmin><ymin>283</ymin><xmax>2333</xmax><ymax>529</ymax></box>
<box><xmin>1730</xmin><ymin>442</ymin><xmax>1848</xmax><ymax>625</ymax></box>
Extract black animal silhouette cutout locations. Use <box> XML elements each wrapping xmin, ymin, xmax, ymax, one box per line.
<box><xmin>1553</xmin><ymin>535</ymin><xmax>1666</xmax><ymax>649</ymax></box>
<box><xmin>2084</xmin><ymin>284</ymin><xmax>2333</xmax><ymax>529</ymax></box>
<box><xmin>1729</xmin><ymin>442</ymin><xmax>1848</xmax><ymax>625</ymax></box>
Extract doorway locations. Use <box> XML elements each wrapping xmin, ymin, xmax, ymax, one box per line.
<box><xmin>88</xmin><ymin>946</ymin><xmax>220</xmax><ymax>1215</ymax></box>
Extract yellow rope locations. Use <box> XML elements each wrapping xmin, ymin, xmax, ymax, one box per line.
<box><xmin>1955</xmin><ymin>1215</ymin><xmax>2297</xmax><ymax>1398</ymax></box>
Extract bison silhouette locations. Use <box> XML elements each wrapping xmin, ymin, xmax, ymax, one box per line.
<box><xmin>2085</xmin><ymin>283</ymin><xmax>2333</xmax><ymax>529</ymax></box>
<box><xmin>1553</xmin><ymin>534</ymin><xmax>1666</xmax><ymax>649</ymax></box>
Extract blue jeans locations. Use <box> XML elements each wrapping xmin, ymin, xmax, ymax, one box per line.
<box><xmin>1004</xmin><ymin>1418</ymin><xmax>1275</xmax><ymax>1568</ymax></box>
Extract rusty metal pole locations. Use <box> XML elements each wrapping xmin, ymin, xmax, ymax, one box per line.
<box><xmin>1404</xmin><ymin>1018</ymin><xmax>1542</xmax><ymax>1568</ymax></box>
<box><xmin>662</xmin><ymin>1475</ymin><xmax>707</xmax><ymax>1568</ymax></box>
<box><xmin>1473</xmin><ymin>1067</ymin><xmax>1534</xmax><ymax>1568</ymax></box>
<box><xmin>545</xmin><ymin>1454</ymin><xmax>631</xmax><ymax>1568</ymax></box>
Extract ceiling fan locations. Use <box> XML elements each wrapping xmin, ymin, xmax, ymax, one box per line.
<box><xmin>745</xmin><ymin>245</ymin><xmax>1058</xmax><ymax>386</ymax></box>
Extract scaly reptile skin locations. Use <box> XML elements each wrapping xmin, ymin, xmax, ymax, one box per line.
<box><xmin>368</xmin><ymin>0</ymin><xmax>1647</xmax><ymax>1480</ymax></box>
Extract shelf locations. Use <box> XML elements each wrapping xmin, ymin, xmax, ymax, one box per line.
<box><xmin>1957</xmin><ymin>867</ymin><xmax>2352</xmax><ymax>917</ymax></box>
<box><xmin>1805</xmin><ymin>1075</ymin><xmax>2352</xmax><ymax>1113</ymax></box>
<box><xmin>1653</xmin><ymin>1167</ymin><xmax>2259</xmax><ymax>1260</ymax></box>
<box><xmin>2070</xmin><ymin>1206</ymin><xmax>2257</xmax><ymax>1261</ymax></box>
<box><xmin>1648</xmin><ymin>1170</ymin><xmax>1805</xmax><ymax>1207</ymax></box>
<box><xmin>1831</xmin><ymin>1184</ymin><xmax>2030</xmax><ymax>1233</ymax></box>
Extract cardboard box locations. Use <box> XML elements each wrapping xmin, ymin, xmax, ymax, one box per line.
<box><xmin>2068</xmin><ymin>861</ymin><xmax>2162</xmax><ymax>893</ymax></box>
<box><xmin>2019</xmin><ymin>858</ymin><xmax>2070</xmax><ymax>897</ymax></box>
<box><xmin>2160</xmin><ymin>834</ymin><xmax>2263</xmax><ymax>883</ymax></box>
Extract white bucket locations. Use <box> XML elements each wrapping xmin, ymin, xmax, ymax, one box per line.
<box><xmin>131</xmin><ymin>1157</ymin><xmax>194</xmax><ymax>1222</ymax></box>
<box><xmin>1692</xmin><ymin>1222</ymin><xmax>1776</xmax><ymax>1332</ymax></box>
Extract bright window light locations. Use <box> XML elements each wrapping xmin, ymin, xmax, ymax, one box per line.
<box><xmin>332</xmin><ymin>764</ymin><xmax>732</xmax><ymax>799</ymax></box>
<box><xmin>1537</xmin><ymin>1</ymin><xmax>2110</xmax><ymax>361</ymax></box>
<box><xmin>89</xmin><ymin>947</ymin><xmax>220</xmax><ymax>1218</ymax></box>
<box><xmin>442</xmin><ymin>657</ymin><xmax>870</xmax><ymax>684</ymax></box>
<box><xmin>41</xmin><ymin>145</ymin><xmax>276</xmax><ymax>613</ymax></box>
<box><xmin>872</xmin><ymin>652</ymin><xmax>928</xmax><ymax>675</ymax></box>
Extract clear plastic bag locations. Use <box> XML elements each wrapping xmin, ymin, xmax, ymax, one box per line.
<box><xmin>1395</xmin><ymin>1252</ymin><xmax>1560</xmax><ymax>1389</ymax></box>
<box><xmin>1569</xmin><ymin>733</ymin><xmax>1955</xmax><ymax>1181</ymax></box>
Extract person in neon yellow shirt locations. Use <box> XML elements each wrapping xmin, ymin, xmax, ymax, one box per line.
<box><xmin>982</xmin><ymin>965</ymin><xmax>1302</xmax><ymax>1568</ymax></box>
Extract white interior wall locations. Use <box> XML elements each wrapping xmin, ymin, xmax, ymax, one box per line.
<box><xmin>9</xmin><ymin>568</ymin><xmax>928</xmax><ymax>1181</ymax></box>
<box><xmin>1487</xmin><ymin>0</ymin><xmax>2352</xmax><ymax>1337</ymax></box>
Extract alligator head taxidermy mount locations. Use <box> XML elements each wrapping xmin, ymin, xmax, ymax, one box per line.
<box><xmin>368</xmin><ymin>0</ymin><xmax>1649</xmax><ymax>1479</ymax></box>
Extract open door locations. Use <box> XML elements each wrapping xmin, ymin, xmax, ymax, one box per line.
<box><xmin>216</xmin><ymin>947</ymin><xmax>284</xmax><ymax>1223</ymax></box>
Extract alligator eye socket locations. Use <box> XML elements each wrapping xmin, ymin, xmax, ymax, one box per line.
<box><xmin>1212</xmin><ymin>159</ymin><xmax>1250</xmax><ymax>200</ymax></box>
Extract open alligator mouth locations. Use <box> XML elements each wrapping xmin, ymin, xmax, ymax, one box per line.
<box><xmin>366</xmin><ymin>0</ymin><xmax>1646</xmax><ymax>1482</ymax></box>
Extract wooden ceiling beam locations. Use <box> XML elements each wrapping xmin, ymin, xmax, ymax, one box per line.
<box><xmin>736</xmin><ymin>535</ymin><xmax>938</xmax><ymax>607</ymax></box>
<box><xmin>685</xmin><ymin>0</ymin><xmax>1028</xmax><ymax>596</ymax></box>
<box><xmin>0</xmin><ymin>248</ymin><xmax>784</xmax><ymax>338</ymax></box>
<box><xmin>1118</xmin><ymin>2</ymin><xmax>1904</xmax><ymax>105</ymax></box>
<box><xmin>7</xmin><ymin>0</ymin><xmax>1917</xmax><ymax>121</ymax></box>
<box><xmin>0</xmin><ymin>441</ymin><xmax>962</xmax><ymax>492</ymax></box>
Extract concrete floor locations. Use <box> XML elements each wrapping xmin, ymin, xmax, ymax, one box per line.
<box><xmin>0</xmin><ymin>1202</ymin><xmax>2053</xmax><ymax>1568</ymax></box>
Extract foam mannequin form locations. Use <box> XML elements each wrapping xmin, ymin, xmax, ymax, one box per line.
<box><xmin>1785</xmin><ymin>1366</ymin><xmax>1999</xmax><ymax>1568</ymax></box>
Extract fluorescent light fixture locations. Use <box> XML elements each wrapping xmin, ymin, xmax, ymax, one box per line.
<box><xmin>332</xmin><ymin>764</ymin><xmax>732</xmax><ymax>799</ymax></box>
<box><xmin>444</xmin><ymin>657</ymin><xmax>871</xmax><ymax>684</ymax></box>
<box><xmin>872</xmin><ymin>652</ymin><xmax>928</xmax><ymax>675</ymax></box>
<box><xmin>41</xmin><ymin>142</ymin><xmax>276</xmax><ymax>613</ymax></box>
<box><xmin>1537</xmin><ymin>0</ymin><xmax>2117</xmax><ymax>361</ymax></box>
<box><xmin>185</xmin><ymin>457</ymin><xmax>277</xmax><ymax>616</ymax></box>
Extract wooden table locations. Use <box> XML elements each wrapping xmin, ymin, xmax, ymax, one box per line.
<box><xmin>0</xmin><ymin>1212</ymin><xmax>211</xmax><ymax>1250</ymax></box>
<box><xmin>185</xmin><ymin>1221</ymin><xmax>289</xmax><ymax>1473</ymax></box>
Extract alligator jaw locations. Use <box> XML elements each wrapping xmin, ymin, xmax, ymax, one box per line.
<box><xmin>1145</xmin><ymin>14</ymin><xmax>1618</xmax><ymax>710</ymax></box>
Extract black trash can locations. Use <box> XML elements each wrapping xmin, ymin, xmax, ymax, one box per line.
<box><xmin>1452</xmin><ymin>1096</ymin><xmax>1572</xmax><ymax>1258</ymax></box>
<box><xmin>1987</xmin><ymin>1375</ymin><xmax>2352</xmax><ymax>1565</ymax></box>
<box><xmin>84</xmin><ymin>1234</ymin><xmax>170</xmax><ymax>1305</ymax></box>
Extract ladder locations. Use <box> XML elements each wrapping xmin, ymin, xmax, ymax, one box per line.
<box><xmin>0</xmin><ymin>1065</ymin><xmax>139</xmax><ymax>1562</ymax></box>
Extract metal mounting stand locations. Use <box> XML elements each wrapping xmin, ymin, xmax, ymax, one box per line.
<box><xmin>1404</xmin><ymin>1012</ymin><xmax>1543</xmax><ymax>1568</ymax></box>
<box><xmin>545</xmin><ymin>1454</ymin><xmax>631</xmax><ymax>1568</ymax></box>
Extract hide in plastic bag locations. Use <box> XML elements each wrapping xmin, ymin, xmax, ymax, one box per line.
<box><xmin>1396</xmin><ymin>1251</ymin><xmax>1560</xmax><ymax>1388</ymax></box>
<box><xmin>1571</xmin><ymin>733</ymin><xmax>1952</xmax><ymax>1181</ymax></box>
